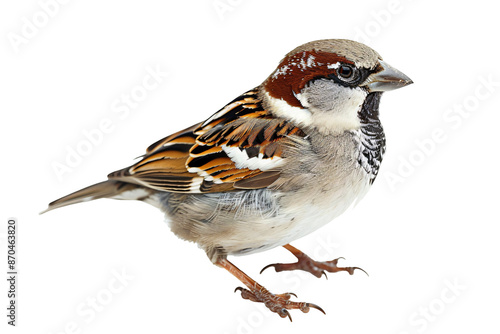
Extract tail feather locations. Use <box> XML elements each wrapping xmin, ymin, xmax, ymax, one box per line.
<box><xmin>41</xmin><ymin>180</ymin><xmax>152</xmax><ymax>214</ymax></box>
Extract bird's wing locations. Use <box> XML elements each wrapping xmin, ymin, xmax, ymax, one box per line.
<box><xmin>108</xmin><ymin>89</ymin><xmax>305</xmax><ymax>193</ymax></box>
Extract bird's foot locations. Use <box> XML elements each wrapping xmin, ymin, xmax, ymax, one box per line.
<box><xmin>234</xmin><ymin>286</ymin><xmax>324</xmax><ymax>321</ymax></box>
<box><xmin>261</xmin><ymin>244</ymin><xmax>367</xmax><ymax>279</ymax></box>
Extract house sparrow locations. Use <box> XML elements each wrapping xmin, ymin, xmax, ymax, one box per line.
<box><xmin>43</xmin><ymin>39</ymin><xmax>412</xmax><ymax>320</ymax></box>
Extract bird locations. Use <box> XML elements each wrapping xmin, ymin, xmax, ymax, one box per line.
<box><xmin>43</xmin><ymin>39</ymin><xmax>412</xmax><ymax>320</ymax></box>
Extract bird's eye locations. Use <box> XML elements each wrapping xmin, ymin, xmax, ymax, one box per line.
<box><xmin>326</xmin><ymin>63</ymin><xmax>365</xmax><ymax>87</ymax></box>
<box><xmin>338</xmin><ymin>64</ymin><xmax>354</xmax><ymax>79</ymax></box>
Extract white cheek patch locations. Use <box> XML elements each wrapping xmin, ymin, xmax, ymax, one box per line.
<box><xmin>264</xmin><ymin>92</ymin><xmax>313</xmax><ymax>127</ymax></box>
<box><xmin>296</xmin><ymin>86</ymin><xmax>366</xmax><ymax>134</ymax></box>
<box><xmin>222</xmin><ymin>145</ymin><xmax>284</xmax><ymax>171</ymax></box>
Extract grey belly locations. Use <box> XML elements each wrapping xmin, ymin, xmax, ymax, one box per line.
<box><xmin>155</xmin><ymin>189</ymin><xmax>285</xmax><ymax>258</ymax></box>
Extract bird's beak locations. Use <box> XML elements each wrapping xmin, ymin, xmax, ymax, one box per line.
<box><xmin>363</xmin><ymin>60</ymin><xmax>413</xmax><ymax>92</ymax></box>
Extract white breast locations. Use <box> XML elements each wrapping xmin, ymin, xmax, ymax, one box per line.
<box><xmin>216</xmin><ymin>165</ymin><xmax>372</xmax><ymax>256</ymax></box>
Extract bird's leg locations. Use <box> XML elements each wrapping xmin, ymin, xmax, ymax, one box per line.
<box><xmin>261</xmin><ymin>244</ymin><xmax>367</xmax><ymax>279</ymax></box>
<box><xmin>216</xmin><ymin>258</ymin><xmax>324</xmax><ymax>321</ymax></box>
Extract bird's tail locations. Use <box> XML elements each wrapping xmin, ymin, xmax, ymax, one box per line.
<box><xmin>41</xmin><ymin>180</ymin><xmax>153</xmax><ymax>214</ymax></box>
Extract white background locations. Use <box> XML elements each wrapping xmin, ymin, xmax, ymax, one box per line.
<box><xmin>1</xmin><ymin>0</ymin><xmax>499</xmax><ymax>333</ymax></box>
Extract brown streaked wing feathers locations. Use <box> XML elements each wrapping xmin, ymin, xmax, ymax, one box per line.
<box><xmin>107</xmin><ymin>89</ymin><xmax>305</xmax><ymax>193</ymax></box>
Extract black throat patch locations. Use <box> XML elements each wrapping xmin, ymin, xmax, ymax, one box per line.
<box><xmin>357</xmin><ymin>92</ymin><xmax>386</xmax><ymax>183</ymax></box>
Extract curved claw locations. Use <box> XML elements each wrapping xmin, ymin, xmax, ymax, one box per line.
<box><xmin>321</xmin><ymin>270</ymin><xmax>328</xmax><ymax>280</ymax></box>
<box><xmin>281</xmin><ymin>309</ymin><xmax>293</xmax><ymax>322</ymax></box>
<box><xmin>307</xmin><ymin>302</ymin><xmax>326</xmax><ymax>315</ymax></box>
<box><xmin>260</xmin><ymin>263</ymin><xmax>277</xmax><ymax>274</ymax></box>
<box><xmin>234</xmin><ymin>286</ymin><xmax>244</xmax><ymax>293</ymax></box>
<box><xmin>354</xmin><ymin>267</ymin><xmax>369</xmax><ymax>277</ymax></box>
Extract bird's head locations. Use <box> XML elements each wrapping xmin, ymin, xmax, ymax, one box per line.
<box><xmin>261</xmin><ymin>39</ymin><xmax>412</xmax><ymax>134</ymax></box>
